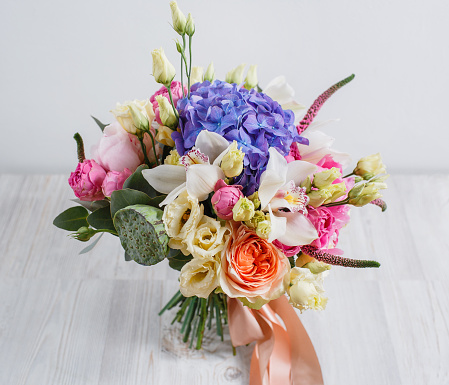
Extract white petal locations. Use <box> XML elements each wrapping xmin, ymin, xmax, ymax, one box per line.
<box><xmin>142</xmin><ymin>165</ymin><xmax>186</xmax><ymax>194</ymax></box>
<box><xmin>285</xmin><ymin>160</ymin><xmax>317</xmax><ymax>186</ymax></box>
<box><xmin>258</xmin><ymin>148</ymin><xmax>287</xmax><ymax>209</ymax></box>
<box><xmin>263</xmin><ymin>76</ymin><xmax>295</xmax><ymax>105</ymax></box>
<box><xmin>267</xmin><ymin>205</ymin><xmax>287</xmax><ymax>243</ymax></box>
<box><xmin>275</xmin><ymin>211</ymin><xmax>318</xmax><ymax>246</ymax></box>
<box><xmin>195</xmin><ymin>131</ymin><xmax>230</xmax><ymax>163</ymax></box>
<box><xmin>329</xmin><ymin>149</ymin><xmax>351</xmax><ymax>169</ymax></box>
<box><xmin>159</xmin><ymin>183</ymin><xmax>186</xmax><ymax>206</ymax></box>
<box><xmin>186</xmin><ymin>164</ymin><xmax>225</xmax><ymax>201</ymax></box>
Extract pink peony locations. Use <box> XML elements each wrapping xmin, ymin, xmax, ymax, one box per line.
<box><xmin>272</xmin><ymin>240</ymin><xmax>302</xmax><ymax>257</ymax></box>
<box><xmin>91</xmin><ymin>121</ymin><xmax>160</xmax><ymax>173</ymax></box>
<box><xmin>102</xmin><ymin>168</ymin><xmax>132</xmax><ymax>197</ymax></box>
<box><xmin>306</xmin><ymin>205</ymin><xmax>350</xmax><ymax>249</ymax></box>
<box><xmin>211</xmin><ymin>180</ymin><xmax>243</xmax><ymax>220</ymax></box>
<box><xmin>68</xmin><ymin>159</ymin><xmax>107</xmax><ymax>201</ymax></box>
<box><xmin>150</xmin><ymin>81</ymin><xmax>186</xmax><ymax>125</ymax></box>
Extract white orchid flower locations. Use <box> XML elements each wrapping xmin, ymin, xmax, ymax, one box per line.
<box><xmin>263</xmin><ymin>76</ymin><xmax>306</xmax><ymax>125</ymax></box>
<box><xmin>142</xmin><ymin>131</ymin><xmax>231</xmax><ymax>206</ymax></box>
<box><xmin>258</xmin><ymin>147</ymin><xmax>318</xmax><ymax>246</ymax></box>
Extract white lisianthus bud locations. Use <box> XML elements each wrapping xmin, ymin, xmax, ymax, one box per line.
<box><xmin>244</xmin><ymin>64</ymin><xmax>258</xmax><ymax>90</ymax></box>
<box><xmin>256</xmin><ymin>219</ymin><xmax>271</xmax><ymax>239</ymax></box>
<box><xmin>151</xmin><ymin>48</ymin><xmax>176</xmax><ymax>86</ymax></box>
<box><xmin>354</xmin><ymin>153</ymin><xmax>386</xmax><ymax>179</ymax></box>
<box><xmin>225</xmin><ymin>63</ymin><xmax>246</xmax><ymax>84</ymax></box>
<box><xmin>220</xmin><ymin>141</ymin><xmax>244</xmax><ymax>178</ymax></box>
<box><xmin>312</xmin><ymin>167</ymin><xmax>342</xmax><ymax>189</ymax></box>
<box><xmin>170</xmin><ymin>1</ymin><xmax>187</xmax><ymax>35</ymax></box>
<box><xmin>110</xmin><ymin>99</ymin><xmax>154</xmax><ymax>135</ymax></box>
<box><xmin>190</xmin><ymin>66</ymin><xmax>204</xmax><ymax>85</ymax></box>
<box><xmin>232</xmin><ymin>197</ymin><xmax>255</xmax><ymax>222</ymax></box>
<box><xmin>204</xmin><ymin>62</ymin><xmax>215</xmax><ymax>82</ymax></box>
<box><xmin>155</xmin><ymin>95</ymin><xmax>178</xmax><ymax>129</ymax></box>
<box><xmin>185</xmin><ymin>13</ymin><xmax>195</xmax><ymax>36</ymax></box>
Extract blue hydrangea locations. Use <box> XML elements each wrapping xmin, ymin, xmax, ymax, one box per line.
<box><xmin>173</xmin><ymin>80</ymin><xmax>308</xmax><ymax>195</ymax></box>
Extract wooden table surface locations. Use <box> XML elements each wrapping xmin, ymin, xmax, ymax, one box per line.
<box><xmin>0</xmin><ymin>174</ymin><xmax>447</xmax><ymax>385</ymax></box>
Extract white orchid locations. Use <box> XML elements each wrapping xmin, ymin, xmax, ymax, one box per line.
<box><xmin>258</xmin><ymin>147</ymin><xmax>318</xmax><ymax>246</ymax></box>
<box><xmin>142</xmin><ymin>131</ymin><xmax>232</xmax><ymax>206</ymax></box>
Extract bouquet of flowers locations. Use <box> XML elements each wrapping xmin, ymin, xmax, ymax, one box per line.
<box><xmin>54</xmin><ymin>2</ymin><xmax>388</xmax><ymax>383</ymax></box>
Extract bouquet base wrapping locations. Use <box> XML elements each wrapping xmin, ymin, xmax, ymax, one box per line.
<box><xmin>228</xmin><ymin>296</ymin><xmax>324</xmax><ymax>385</ymax></box>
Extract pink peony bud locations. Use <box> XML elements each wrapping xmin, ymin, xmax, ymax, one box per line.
<box><xmin>102</xmin><ymin>168</ymin><xmax>132</xmax><ymax>197</ymax></box>
<box><xmin>272</xmin><ymin>240</ymin><xmax>302</xmax><ymax>257</ymax></box>
<box><xmin>68</xmin><ymin>159</ymin><xmax>107</xmax><ymax>201</ymax></box>
<box><xmin>211</xmin><ymin>179</ymin><xmax>243</xmax><ymax>220</ymax></box>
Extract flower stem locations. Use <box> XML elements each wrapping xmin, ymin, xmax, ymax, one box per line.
<box><xmin>166</xmin><ymin>85</ymin><xmax>179</xmax><ymax>119</ymax></box>
<box><xmin>323</xmin><ymin>198</ymin><xmax>350</xmax><ymax>208</ymax></box>
<box><xmin>343</xmin><ymin>172</ymin><xmax>354</xmax><ymax>178</ymax></box>
<box><xmin>138</xmin><ymin>136</ymin><xmax>152</xmax><ymax>168</ymax></box>
<box><xmin>187</xmin><ymin>35</ymin><xmax>192</xmax><ymax>98</ymax></box>
<box><xmin>146</xmin><ymin>130</ymin><xmax>159</xmax><ymax>166</ymax></box>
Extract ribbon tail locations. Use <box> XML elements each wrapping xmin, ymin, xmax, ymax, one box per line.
<box><xmin>270</xmin><ymin>296</ymin><xmax>324</xmax><ymax>385</ymax></box>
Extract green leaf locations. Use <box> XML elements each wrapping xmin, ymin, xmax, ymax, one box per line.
<box><xmin>124</xmin><ymin>252</ymin><xmax>132</xmax><ymax>261</ymax></box>
<box><xmin>71</xmin><ymin>199</ymin><xmax>109</xmax><ymax>212</ymax></box>
<box><xmin>79</xmin><ymin>233</ymin><xmax>104</xmax><ymax>254</ymax></box>
<box><xmin>91</xmin><ymin>115</ymin><xmax>109</xmax><ymax>132</ymax></box>
<box><xmin>168</xmin><ymin>249</ymin><xmax>193</xmax><ymax>271</ymax></box>
<box><xmin>123</xmin><ymin>165</ymin><xmax>160</xmax><ymax>198</ymax></box>
<box><xmin>110</xmin><ymin>188</ymin><xmax>152</xmax><ymax>217</ymax></box>
<box><xmin>53</xmin><ymin>206</ymin><xmax>89</xmax><ymax>231</ymax></box>
<box><xmin>87</xmin><ymin>205</ymin><xmax>116</xmax><ymax>232</ymax></box>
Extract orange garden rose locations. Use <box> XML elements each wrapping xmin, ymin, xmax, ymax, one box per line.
<box><xmin>219</xmin><ymin>222</ymin><xmax>290</xmax><ymax>309</ymax></box>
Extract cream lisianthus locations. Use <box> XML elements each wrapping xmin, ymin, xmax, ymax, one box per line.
<box><xmin>190</xmin><ymin>66</ymin><xmax>204</xmax><ymax>85</ymax></box>
<box><xmin>184</xmin><ymin>215</ymin><xmax>230</xmax><ymax>260</ymax></box>
<box><xmin>179</xmin><ymin>258</ymin><xmax>220</xmax><ymax>298</ymax></box>
<box><xmin>287</xmin><ymin>267</ymin><xmax>328</xmax><ymax>312</ymax></box>
<box><xmin>220</xmin><ymin>140</ymin><xmax>244</xmax><ymax>178</ymax></box>
<box><xmin>354</xmin><ymin>153</ymin><xmax>386</xmax><ymax>179</ymax></box>
<box><xmin>162</xmin><ymin>190</ymin><xmax>203</xmax><ymax>254</ymax></box>
<box><xmin>111</xmin><ymin>99</ymin><xmax>155</xmax><ymax>135</ymax></box>
<box><xmin>152</xmin><ymin>48</ymin><xmax>176</xmax><ymax>86</ymax></box>
<box><xmin>156</xmin><ymin>125</ymin><xmax>176</xmax><ymax>147</ymax></box>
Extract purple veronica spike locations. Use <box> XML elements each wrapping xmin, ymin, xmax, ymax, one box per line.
<box><xmin>301</xmin><ymin>246</ymin><xmax>380</xmax><ymax>268</ymax></box>
<box><xmin>297</xmin><ymin>74</ymin><xmax>355</xmax><ymax>134</ymax></box>
<box><xmin>370</xmin><ymin>198</ymin><xmax>387</xmax><ymax>212</ymax></box>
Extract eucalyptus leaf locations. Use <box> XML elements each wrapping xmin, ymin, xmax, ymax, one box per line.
<box><xmin>168</xmin><ymin>250</ymin><xmax>193</xmax><ymax>271</ymax></box>
<box><xmin>79</xmin><ymin>233</ymin><xmax>104</xmax><ymax>254</ymax></box>
<box><xmin>123</xmin><ymin>165</ymin><xmax>159</xmax><ymax>198</ymax></box>
<box><xmin>110</xmin><ymin>188</ymin><xmax>152</xmax><ymax>217</ymax></box>
<box><xmin>91</xmin><ymin>115</ymin><xmax>109</xmax><ymax>132</ymax></box>
<box><xmin>124</xmin><ymin>252</ymin><xmax>132</xmax><ymax>261</ymax></box>
<box><xmin>53</xmin><ymin>206</ymin><xmax>89</xmax><ymax>231</ymax></box>
<box><xmin>87</xmin><ymin>205</ymin><xmax>116</xmax><ymax>233</ymax></box>
<box><xmin>71</xmin><ymin>199</ymin><xmax>109</xmax><ymax>212</ymax></box>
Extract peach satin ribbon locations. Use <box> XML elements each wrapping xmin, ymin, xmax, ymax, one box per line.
<box><xmin>228</xmin><ymin>296</ymin><xmax>324</xmax><ymax>385</ymax></box>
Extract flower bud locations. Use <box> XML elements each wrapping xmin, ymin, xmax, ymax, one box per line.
<box><xmin>71</xmin><ymin>226</ymin><xmax>97</xmax><ymax>242</ymax></box>
<box><xmin>348</xmin><ymin>180</ymin><xmax>387</xmax><ymax>207</ymax></box>
<box><xmin>300</xmin><ymin>176</ymin><xmax>312</xmax><ymax>193</ymax></box>
<box><xmin>170</xmin><ymin>1</ymin><xmax>187</xmax><ymax>35</ymax></box>
<box><xmin>307</xmin><ymin>189</ymin><xmax>332</xmax><ymax>207</ymax></box>
<box><xmin>324</xmin><ymin>182</ymin><xmax>347</xmax><ymax>204</ymax></box>
<box><xmin>220</xmin><ymin>141</ymin><xmax>244</xmax><ymax>178</ymax></box>
<box><xmin>185</xmin><ymin>13</ymin><xmax>195</xmax><ymax>36</ymax></box>
<box><xmin>245</xmin><ymin>210</ymin><xmax>266</xmax><ymax>229</ymax></box>
<box><xmin>303</xmin><ymin>261</ymin><xmax>331</xmax><ymax>274</ymax></box>
<box><xmin>232</xmin><ymin>197</ymin><xmax>255</xmax><ymax>221</ymax></box>
<box><xmin>152</xmin><ymin>48</ymin><xmax>176</xmax><ymax>86</ymax></box>
<box><xmin>111</xmin><ymin>100</ymin><xmax>154</xmax><ymax>135</ymax></box>
<box><xmin>175</xmin><ymin>39</ymin><xmax>183</xmax><ymax>54</ymax></box>
<box><xmin>164</xmin><ymin>148</ymin><xmax>181</xmax><ymax>165</ymax></box>
<box><xmin>244</xmin><ymin>64</ymin><xmax>258</xmax><ymax>90</ymax></box>
<box><xmin>354</xmin><ymin>153</ymin><xmax>386</xmax><ymax>179</ymax></box>
<box><xmin>155</xmin><ymin>95</ymin><xmax>178</xmax><ymax>129</ymax></box>
<box><xmin>313</xmin><ymin>167</ymin><xmax>341</xmax><ymax>189</ymax></box>
<box><xmin>156</xmin><ymin>125</ymin><xmax>176</xmax><ymax>147</ymax></box>
<box><xmin>256</xmin><ymin>219</ymin><xmax>271</xmax><ymax>239</ymax></box>
<box><xmin>247</xmin><ymin>191</ymin><xmax>260</xmax><ymax>210</ymax></box>
<box><xmin>204</xmin><ymin>62</ymin><xmax>215</xmax><ymax>82</ymax></box>
<box><xmin>190</xmin><ymin>66</ymin><xmax>204</xmax><ymax>85</ymax></box>
<box><xmin>287</xmin><ymin>267</ymin><xmax>328</xmax><ymax>312</ymax></box>
<box><xmin>225</xmin><ymin>63</ymin><xmax>246</xmax><ymax>85</ymax></box>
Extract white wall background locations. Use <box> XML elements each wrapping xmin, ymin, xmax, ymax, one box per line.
<box><xmin>1</xmin><ymin>0</ymin><xmax>448</xmax><ymax>174</ymax></box>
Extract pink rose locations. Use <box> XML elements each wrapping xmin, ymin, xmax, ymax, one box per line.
<box><xmin>211</xmin><ymin>180</ymin><xmax>243</xmax><ymax>220</ymax></box>
<box><xmin>306</xmin><ymin>205</ymin><xmax>350</xmax><ymax>249</ymax></box>
<box><xmin>101</xmin><ymin>168</ymin><xmax>132</xmax><ymax>197</ymax></box>
<box><xmin>91</xmin><ymin>121</ymin><xmax>160</xmax><ymax>173</ymax></box>
<box><xmin>150</xmin><ymin>81</ymin><xmax>186</xmax><ymax>125</ymax></box>
<box><xmin>272</xmin><ymin>240</ymin><xmax>302</xmax><ymax>257</ymax></box>
<box><xmin>68</xmin><ymin>159</ymin><xmax>106</xmax><ymax>201</ymax></box>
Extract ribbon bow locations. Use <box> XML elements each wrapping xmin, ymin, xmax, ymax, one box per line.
<box><xmin>228</xmin><ymin>296</ymin><xmax>324</xmax><ymax>385</ymax></box>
